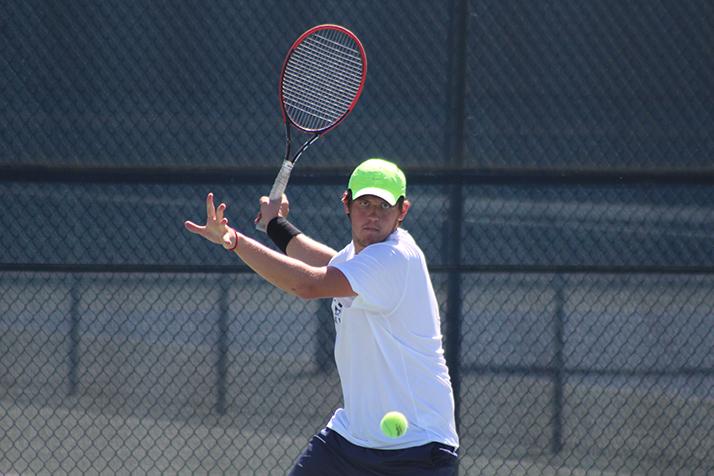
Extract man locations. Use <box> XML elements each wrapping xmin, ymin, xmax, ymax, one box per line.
<box><xmin>185</xmin><ymin>158</ymin><xmax>459</xmax><ymax>475</ymax></box>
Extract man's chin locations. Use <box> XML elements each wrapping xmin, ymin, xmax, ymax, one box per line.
<box><xmin>354</xmin><ymin>231</ymin><xmax>387</xmax><ymax>248</ymax></box>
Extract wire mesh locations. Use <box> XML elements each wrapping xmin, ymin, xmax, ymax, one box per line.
<box><xmin>2</xmin><ymin>0</ymin><xmax>714</xmax><ymax>474</ymax></box>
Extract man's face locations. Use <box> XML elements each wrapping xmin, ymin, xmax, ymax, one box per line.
<box><xmin>344</xmin><ymin>194</ymin><xmax>409</xmax><ymax>252</ymax></box>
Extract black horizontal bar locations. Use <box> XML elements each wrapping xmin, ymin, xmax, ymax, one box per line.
<box><xmin>429</xmin><ymin>265</ymin><xmax>714</xmax><ymax>274</ymax></box>
<box><xmin>464</xmin><ymin>364</ymin><xmax>714</xmax><ymax>378</ymax></box>
<box><xmin>0</xmin><ymin>263</ymin><xmax>253</xmax><ymax>273</ymax></box>
<box><xmin>569</xmin><ymin>366</ymin><xmax>714</xmax><ymax>378</ymax></box>
<box><xmin>1</xmin><ymin>164</ymin><xmax>714</xmax><ymax>185</ymax></box>
<box><xmin>1</xmin><ymin>263</ymin><xmax>713</xmax><ymax>274</ymax></box>
<box><xmin>465</xmin><ymin>364</ymin><xmax>554</xmax><ymax>377</ymax></box>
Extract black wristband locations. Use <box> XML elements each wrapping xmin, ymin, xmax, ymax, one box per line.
<box><xmin>266</xmin><ymin>216</ymin><xmax>302</xmax><ymax>253</ymax></box>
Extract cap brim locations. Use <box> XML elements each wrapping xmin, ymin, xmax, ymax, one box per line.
<box><xmin>352</xmin><ymin>187</ymin><xmax>399</xmax><ymax>206</ymax></box>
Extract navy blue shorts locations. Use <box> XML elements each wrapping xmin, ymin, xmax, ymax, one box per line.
<box><xmin>288</xmin><ymin>428</ymin><xmax>458</xmax><ymax>476</ymax></box>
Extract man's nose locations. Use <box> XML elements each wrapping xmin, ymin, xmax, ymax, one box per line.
<box><xmin>366</xmin><ymin>204</ymin><xmax>381</xmax><ymax>216</ymax></box>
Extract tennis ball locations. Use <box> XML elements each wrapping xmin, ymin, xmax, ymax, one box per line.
<box><xmin>380</xmin><ymin>411</ymin><xmax>408</xmax><ymax>438</ymax></box>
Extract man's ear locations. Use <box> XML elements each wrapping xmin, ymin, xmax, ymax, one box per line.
<box><xmin>341</xmin><ymin>191</ymin><xmax>350</xmax><ymax>215</ymax></box>
<box><xmin>398</xmin><ymin>199</ymin><xmax>410</xmax><ymax>222</ymax></box>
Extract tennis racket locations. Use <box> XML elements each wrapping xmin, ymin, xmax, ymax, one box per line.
<box><xmin>256</xmin><ymin>24</ymin><xmax>368</xmax><ymax>231</ymax></box>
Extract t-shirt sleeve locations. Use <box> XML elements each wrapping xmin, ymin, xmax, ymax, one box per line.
<box><xmin>330</xmin><ymin>243</ymin><xmax>408</xmax><ymax>313</ymax></box>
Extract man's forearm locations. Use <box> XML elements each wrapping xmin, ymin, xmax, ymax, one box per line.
<box><xmin>228</xmin><ymin>229</ymin><xmax>354</xmax><ymax>300</ymax></box>
<box><xmin>265</xmin><ymin>216</ymin><xmax>337</xmax><ymax>266</ymax></box>
<box><xmin>286</xmin><ymin>234</ymin><xmax>337</xmax><ymax>267</ymax></box>
<box><xmin>229</xmin><ymin>230</ymin><xmax>325</xmax><ymax>298</ymax></box>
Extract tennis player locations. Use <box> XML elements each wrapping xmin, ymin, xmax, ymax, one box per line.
<box><xmin>185</xmin><ymin>158</ymin><xmax>459</xmax><ymax>475</ymax></box>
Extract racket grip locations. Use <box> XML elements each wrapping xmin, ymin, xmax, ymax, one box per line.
<box><xmin>269</xmin><ymin>160</ymin><xmax>294</xmax><ymax>200</ymax></box>
<box><xmin>256</xmin><ymin>160</ymin><xmax>294</xmax><ymax>232</ymax></box>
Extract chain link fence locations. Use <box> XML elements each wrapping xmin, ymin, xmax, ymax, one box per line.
<box><xmin>2</xmin><ymin>1</ymin><xmax>714</xmax><ymax>474</ymax></box>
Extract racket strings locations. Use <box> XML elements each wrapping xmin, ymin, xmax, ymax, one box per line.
<box><xmin>282</xmin><ymin>30</ymin><xmax>364</xmax><ymax>131</ymax></box>
<box><xmin>284</xmin><ymin>46</ymin><xmax>361</xmax><ymax>125</ymax></box>
<box><xmin>286</xmin><ymin>45</ymin><xmax>362</xmax><ymax>100</ymax></box>
<box><xmin>294</xmin><ymin>35</ymin><xmax>363</xmax><ymax>77</ymax></box>
<box><xmin>283</xmin><ymin>61</ymin><xmax>358</xmax><ymax>112</ymax></box>
<box><xmin>282</xmin><ymin>73</ymin><xmax>355</xmax><ymax>124</ymax></box>
<box><xmin>297</xmin><ymin>32</ymin><xmax>363</xmax><ymax>68</ymax></box>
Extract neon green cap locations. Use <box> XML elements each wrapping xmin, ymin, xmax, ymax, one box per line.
<box><xmin>348</xmin><ymin>158</ymin><xmax>406</xmax><ymax>206</ymax></box>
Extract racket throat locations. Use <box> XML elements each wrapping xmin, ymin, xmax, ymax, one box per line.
<box><xmin>283</xmin><ymin>126</ymin><xmax>293</xmax><ymax>162</ymax></box>
<box><xmin>292</xmin><ymin>134</ymin><xmax>321</xmax><ymax>165</ymax></box>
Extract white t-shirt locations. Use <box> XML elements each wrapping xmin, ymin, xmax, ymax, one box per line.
<box><xmin>326</xmin><ymin>228</ymin><xmax>459</xmax><ymax>450</ymax></box>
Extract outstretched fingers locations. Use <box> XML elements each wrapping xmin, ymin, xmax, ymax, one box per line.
<box><xmin>206</xmin><ymin>193</ymin><xmax>216</xmax><ymax>222</ymax></box>
<box><xmin>184</xmin><ymin>220</ymin><xmax>205</xmax><ymax>235</ymax></box>
<box><xmin>216</xmin><ymin>201</ymin><xmax>227</xmax><ymax>224</ymax></box>
<box><xmin>185</xmin><ymin>192</ymin><xmax>233</xmax><ymax>245</ymax></box>
<box><xmin>206</xmin><ymin>193</ymin><xmax>230</xmax><ymax>225</ymax></box>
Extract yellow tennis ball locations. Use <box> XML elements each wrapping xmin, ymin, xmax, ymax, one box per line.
<box><xmin>380</xmin><ymin>411</ymin><xmax>408</xmax><ymax>438</ymax></box>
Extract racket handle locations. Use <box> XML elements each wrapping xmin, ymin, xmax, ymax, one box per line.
<box><xmin>256</xmin><ymin>160</ymin><xmax>294</xmax><ymax>232</ymax></box>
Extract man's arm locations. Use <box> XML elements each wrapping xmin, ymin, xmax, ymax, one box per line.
<box><xmin>228</xmin><ymin>230</ymin><xmax>352</xmax><ymax>299</ymax></box>
<box><xmin>285</xmin><ymin>233</ymin><xmax>336</xmax><ymax>267</ymax></box>
<box><xmin>185</xmin><ymin>193</ymin><xmax>354</xmax><ymax>300</ymax></box>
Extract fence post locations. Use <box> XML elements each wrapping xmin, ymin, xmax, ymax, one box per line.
<box><xmin>444</xmin><ymin>0</ymin><xmax>469</xmax><ymax>461</ymax></box>
<box><xmin>552</xmin><ymin>274</ymin><xmax>565</xmax><ymax>454</ymax></box>
<box><xmin>444</xmin><ymin>188</ymin><xmax>464</xmax><ymax>427</ymax></box>
<box><xmin>216</xmin><ymin>278</ymin><xmax>230</xmax><ymax>415</ymax></box>
<box><xmin>315</xmin><ymin>299</ymin><xmax>335</xmax><ymax>373</ymax></box>
<box><xmin>68</xmin><ymin>275</ymin><xmax>80</xmax><ymax>396</ymax></box>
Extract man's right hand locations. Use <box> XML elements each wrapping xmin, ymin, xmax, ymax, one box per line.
<box><xmin>254</xmin><ymin>194</ymin><xmax>290</xmax><ymax>230</ymax></box>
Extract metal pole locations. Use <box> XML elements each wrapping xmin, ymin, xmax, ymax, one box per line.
<box><xmin>444</xmin><ymin>1</ymin><xmax>469</xmax><ymax>469</ymax></box>
<box><xmin>216</xmin><ymin>278</ymin><xmax>230</xmax><ymax>415</ymax></box>
<box><xmin>68</xmin><ymin>276</ymin><xmax>80</xmax><ymax>396</ymax></box>
<box><xmin>552</xmin><ymin>274</ymin><xmax>565</xmax><ymax>454</ymax></box>
<box><xmin>315</xmin><ymin>299</ymin><xmax>334</xmax><ymax>373</ymax></box>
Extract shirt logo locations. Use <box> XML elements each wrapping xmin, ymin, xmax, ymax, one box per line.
<box><xmin>331</xmin><ymin>298</ymin><xmax>343</xmax><ymax>325</ymax></box>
